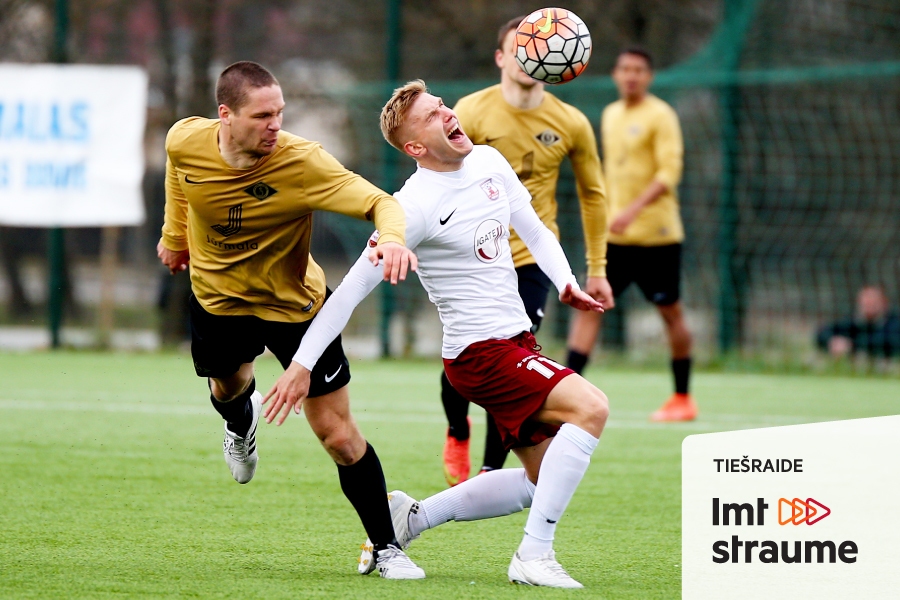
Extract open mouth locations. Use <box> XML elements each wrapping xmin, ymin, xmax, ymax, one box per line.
<box><xmin>447</xmin><ymin>125</ymin><xmax>464</xmax><ymax>142</ymax></box>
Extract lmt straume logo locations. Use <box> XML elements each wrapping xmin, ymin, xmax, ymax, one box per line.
<box><xmin>779</xmin><ymin>497</ymin><xmax>831</xmax><ymax>525</ymax></box>
<box><xmin>711</xmin><ymin>497</ymin><xmax>857</xmax><ymax>564</ymax></box>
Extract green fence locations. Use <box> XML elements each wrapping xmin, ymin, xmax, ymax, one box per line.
<box><xmin>320</xmin><ymin>0</ymin><xmax>900</xmax><ymax>364</ymax></box>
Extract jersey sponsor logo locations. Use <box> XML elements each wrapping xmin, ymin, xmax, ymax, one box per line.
<box><xmin>205</xmin><ymin>235</ymin><xmax>258</xmax><ymax>251</ymax></box>
<box><xmin>474</xmin><ymin>219</ymin><xmax>504</xmax><ymax>263</ymax></box>
<box><xmin>439</xmin><ymin>208</ymin><xmax>457</xmax><ymax>225</ymax></box>
<box><xmin>535</xmin><ymin>130</ymin><xmax>561</xmax><ymax>146</ymax></box>
<box><xmin>244</xmin><ymin>181</ymin><xmax>278</xmax><ymax>200</ymax></box>
<box><xmin>211</xmin><ymin>204</ymin><xmax>242</xmax><ymax>237</ymax></box>
<box><xmin>480</xmin><ymin>178</ymin><xmax>500</xmax><ymax>201</ymax></box>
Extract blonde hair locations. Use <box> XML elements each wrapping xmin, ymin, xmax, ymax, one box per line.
<box><xmin>380</xmin><ymin>79</ymin><xmax>428</xmax><ymax>151</ymax></box>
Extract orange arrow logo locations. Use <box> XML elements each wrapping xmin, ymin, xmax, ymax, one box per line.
<box><xmin>778</xmin><ymin>497</ymin><xmax>831</xmax><ymax>525</ymax></box>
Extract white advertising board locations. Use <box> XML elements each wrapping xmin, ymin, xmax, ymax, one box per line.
<box><xmin>683</xmin><ymin>415</ymin><xmax>900</xmax><ymax>599</ymax></box>
<box><xmin>0</xmin><ymin>64</ymin><xmax>148</xmax><ymax>226</ymax></box>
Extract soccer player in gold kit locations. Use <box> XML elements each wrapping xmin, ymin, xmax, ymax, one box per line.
<box><xmin>438</xmin><ymin>16</ymin><xmax>612</xmax><ymax>486</ymax></box>
<box><xmin>156</xmin><ymin>61</ymin><xmax>424</xmax><ymax>578</ymax></box>
<box><xmin>566</xmin><ymin>48</ymin><xmax>697</xmax><ymax>422</ymax></box>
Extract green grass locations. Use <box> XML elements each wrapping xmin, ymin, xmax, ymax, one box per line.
<box><xmin>1</xmin><ymin>352</ymin><xmax>898</xmax><ymax>599</ymax></box>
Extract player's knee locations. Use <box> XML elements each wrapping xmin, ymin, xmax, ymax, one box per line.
<box><xmin>577</xmin><ymin>387</ymin><xmax>609</xmax><ymax>436</ymax></box>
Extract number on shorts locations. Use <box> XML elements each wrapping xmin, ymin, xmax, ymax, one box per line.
<box><xmin>525</xmin><ymin>356</ymin><xmax>565</xmax><ymax>379</ymax></box>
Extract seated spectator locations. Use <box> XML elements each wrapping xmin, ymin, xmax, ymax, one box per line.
<box><xmin>817</xmin><ymin>286</ymin><xmax>900</xmax><ymax>358</ymax></box>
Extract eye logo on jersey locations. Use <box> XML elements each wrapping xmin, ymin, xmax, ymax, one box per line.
<box><xmin>480</xmin><ymin>178</ymin><xmax>500</xmax><ymax>201</ymax></box>
<box><xmin>535</xmin><ymin>130</ymin><xmax>561</xmax><ymax>147</ymax></box>
<box><xmin>244</xmin><ymin>181</ymin><xmax>278</xmax><ymax>200</ymax></box>
<box><xmin>474</xmin><ymin>219</ymin><xmax>504</xmax><ymax>263</ymax></box>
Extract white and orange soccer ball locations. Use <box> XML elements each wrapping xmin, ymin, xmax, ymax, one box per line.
<box><xmin>514</xmin><ymin>8</ymin><xmax>592</xmax><ymax>84</ymax></box>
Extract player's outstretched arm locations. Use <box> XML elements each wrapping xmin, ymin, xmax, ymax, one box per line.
<box><xmin>510</xmin><ymin>204</ymin><xmax>603</xmax><ymax>314</ymax></box>
<box><xmin>262</xmin><ymin>247</ymin><xmax>385</xmax><ymax>425</ymax></box>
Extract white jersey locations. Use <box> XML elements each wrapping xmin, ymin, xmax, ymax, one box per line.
<box><xmin>293</xmin><ymin>145</ymin><xmax>578</xmax><ymax>366</ymax></box>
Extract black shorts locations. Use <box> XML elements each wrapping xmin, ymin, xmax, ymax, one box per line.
<box><xmin>516</xmin><ymin>263</ymin><xmax>552</xmax><ymax>332</ymax></box>
<box><xmin>189</xmin><ymin>294</ymin><xmax>351</xmax><ymax>398</ymax></box>
<box><xmin>606</xmin><ymin>243</ymin><xmax>682</xmax><ymax>306</ymax></box>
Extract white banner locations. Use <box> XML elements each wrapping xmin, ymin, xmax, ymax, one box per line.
<box><xmin>683</xmin><ymin>416</ymin><xmax>900</xmax><ymax>599</ymax></box>
<box><xmin>0</xmin><ymin>64</ymin><xmax>148</xmax><ymax>226</ymax></box>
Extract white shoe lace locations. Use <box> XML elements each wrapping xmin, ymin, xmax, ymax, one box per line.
<box><xmin>223</xmin><ymin>432</ymin><xmax>251</xmax><ymax>462</ymax></box>
<box><xmin>536</xmin><ymin>555</ymin><xmax>572</xmax><ymax>579</ymax></box>
<box><xmin>377</xmin><ymin>545</ymin><xmax>418</xmax><ymax>572</ymax></box>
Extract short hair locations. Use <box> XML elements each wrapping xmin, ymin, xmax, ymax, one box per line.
<box><xmin>215</xmin><ymin>61</ymin><xmax>279</xmax><ymax>112</ymax></box>
<box><xmin>617</xmin><ymin>46</ymin><xmax>654</xmax><ymax>70</ymax></box>
<box><xmin>497</xmin><ymin>15</ymin><xmax>527</xmax><ymax>51</ymax></box>
<box><xmin>380</xmin><ymin>79</ymin><xmax>428</xmax><ymax>151</ymax></box>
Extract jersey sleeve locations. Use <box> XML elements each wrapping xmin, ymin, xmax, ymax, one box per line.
<box><xmin>569</xmin><ymin>111</ymin><xmax>608</xmax><ymax>278</ymax></box>
<box><xmin>302</xmin><ymin>145</ymin><xmax>406</xmax><ymax>246</ymax></box>
<box><xmin>160</xmin><ymin>152</ymin><xmax>189</xmax><ymax>252</ymax></box>
<box><xmin>652</xmin><ymin>106</ymin><xmax>684</xmax><ymax>190</ymax></box>
<box><xmin>509</xmin><ymin>202</ymin><xmax>578</xmax><ymax>293</ymax></box>
<box><xmin>292</xmin><ymin>247</ymin><xmax>384</xmax><ymax>370</ymax></box>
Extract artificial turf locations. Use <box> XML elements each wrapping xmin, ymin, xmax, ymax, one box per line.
<box><xmin>1</xmin><ymin>352</ymin><xmax>897</xmax><ymax>599</ymax></box>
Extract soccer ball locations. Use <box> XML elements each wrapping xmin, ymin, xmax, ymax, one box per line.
<box><xmin>514</xmin><ymin>8</ymin><xmax>591</xmax><ymax>85</ymax></box>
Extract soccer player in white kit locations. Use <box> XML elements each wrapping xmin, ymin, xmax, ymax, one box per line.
<box><xmin>263</xmin><ymin>80</ymin><xmax>610</xmax><ymax>588</ymax></box>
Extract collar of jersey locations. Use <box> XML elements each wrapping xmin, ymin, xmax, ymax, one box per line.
<box><xmin>415</xmin><ymin>161</ymin><xmax>471</xmax><ymax>188</ymax></box>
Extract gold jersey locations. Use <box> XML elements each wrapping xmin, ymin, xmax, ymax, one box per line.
<box><xmin>159</xmin><ymin>117</ymin><xmax>405</xmax><ymax>322</ymax></box>
<box><xmin>454</xmin><ymin>85</ymin><xmax>608</xmax><ymax>278</ymax></box>
<box><xmin>602</xmin><ymin>95</ymin><xmax>684</xmax><ymax>246</ymax></box>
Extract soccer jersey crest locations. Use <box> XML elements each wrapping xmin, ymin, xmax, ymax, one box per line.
<box><xmin>480</xmin><ymin>178</ymin><xmax>500</xmax><ymax>200</ymax></box>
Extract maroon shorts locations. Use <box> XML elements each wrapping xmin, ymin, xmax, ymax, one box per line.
<box><xmin>443</xmin><ymin>332</ymin><xmax>574</xmax><ymax>450</ymax></box>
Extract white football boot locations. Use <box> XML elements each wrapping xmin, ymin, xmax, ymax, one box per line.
<box><xmin>508</xmin><ymin>550</ymin><xmax>584</xmax><ymax>588</ymax></box>
<box><xmin>358</xmin><ymin>490</ymin><xmax>422</xmax><ymax>575</ymax></box>
<box><xmin>222</xmin><ymin>391</ymin><xmax>261</xmax><ymax>484</ymax></box>
<box><xmin>374</xmin><ymin>545</ymin><xmax>425</xmax><ymax>580</ymax></box>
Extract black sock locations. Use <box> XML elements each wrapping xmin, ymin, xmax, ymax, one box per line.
<box><xmin>481</xmin><ymin>412</ymin><xmax>509</xmax><ymax>471</ymax></box>
<box><xmin>673</xmin><ymin>358</ymin><xmax>691</xmax><ymax>395</ymax></box>
<box><xmin>441</xmin><ymin>371</ymin><xmax>470</xmax><ymax>440</ymax></box>
<box><xmin>567</xmin><ymin>349</ymin><xmax>589</xmax><ymax>375</ymax></box>
<box><xmin>209</xmin><ymin>378</ymin><xmax>255</xmax><ymax>437</ymax></box>
<box><xmin>337</xmin><ymin>443</ymin><xmax>398</xmax><ymax>552</ymax></box>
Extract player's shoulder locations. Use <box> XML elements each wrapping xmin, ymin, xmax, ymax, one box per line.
<box><xmin>469</xmin><ymin>145</ymin><xmax>509</xmax><ymax>171</ymax></box>
<box><xmin>274</xmin><ymin>130</ymin><xmax>324</xmax><ymax>158</ymax></box>
<box><xmin>646</xmin><ymin>95</ymin><xmax>679</xmax><ymax>119</ymax></box>
<box><xmin>165</xmin><ymin>117</ymin><xmax>216</xmax><ymax>151</ymax></box>
<box><xmin>455</xmin><ymin>84</ymin><xmax>501</xmax><ymax>112</ymax></box>
<box><xmin>602</xmin><ymin>99</ymin><xmax>626</xmax><ymax>119</ymax></box>
<box><xmin>542</xmin><ymin>92</ymin><xmax>592</xmax><ymax>129</ymax></box>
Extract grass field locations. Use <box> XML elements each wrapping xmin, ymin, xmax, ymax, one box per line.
<box><xmin>1</xmin><ymin>352</ymin><xmax>898</xmax><ymax>599</ymax></box>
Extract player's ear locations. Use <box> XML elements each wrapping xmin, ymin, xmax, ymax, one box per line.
<box><xmin>494</xmin><ymin>48</ymin><xmax>504</xmax><ymax>69</ymax></box>
<box><xmin>218</xmin><ymin>104</ymin><xmax>231</xmax><ymax>124</ymax></box>
<box><xmin>403</xmin><ymin>140</ymin><xmax>425</xmax><ymax>159</ymax></box>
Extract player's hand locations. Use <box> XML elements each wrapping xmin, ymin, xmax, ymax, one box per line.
<box><xmin>262</xmin><ymin>361</ymin><xmax>311</xmax><ymax>426</ymax></box>
<box><xmin>585</xmin><ymin>276</ymin><xmax>615</xmax><ymax>310</ymax></box>
<box><xmin>560</xmin><ymin>283</ymin><xmax>604</xmax><ymax>313</ymax></box>
<box><xmin>369</xmin><ymin>241</ymin><xmax>418</xmax><ymax>284</ymax></box>
<box><xmin>157</xmin><ymin>241</ymin><xmax>190</xmax><ymax>275</ymax></box>
<box><xmin>609</xmin><ymin>208</ymin><xmax>639</xmax><ymax>235</ymax></box>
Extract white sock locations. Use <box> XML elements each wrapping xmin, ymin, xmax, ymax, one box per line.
<box><xmin>517</xmin><ymin>423</ymin><xmax>599</xmax><ymax>561</ymax></box>
<box><xmin>409</xmin><ymin>468</ymin><xmax>535</xmax><ymax>538</ymax></box>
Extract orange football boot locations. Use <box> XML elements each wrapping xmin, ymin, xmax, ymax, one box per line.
<box><xmin>443</xmin><ymin>417</ymin><xmax>471</xmax><ymax>487</ymax></box>
<box><xmin>650</xmin><ymin>393</ymin><xmax>698</xmax><ymax>422</ymax></box>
